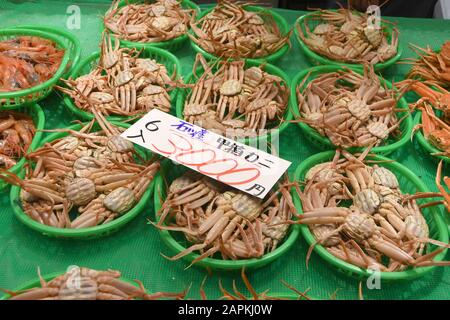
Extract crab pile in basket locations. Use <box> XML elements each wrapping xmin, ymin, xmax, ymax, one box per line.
<box><xmin>155</xmin><ymin>171</ymin><xmax>295</xmax><ymax>264</ymax></box>
<box><xmin>190</xmin><ymin>0</ymin><xmax>290</xmax><ymax>59</ymax></box>
<box><xmin>182</xmin><ymin>54</ymin><xmax>289</xmax><ymax>138</ymax></box>
<box><xmin>58</xmin><ymin>35</ymin><xmax>175</xmax><ymax>117</ymax></box>
<box><xmin>297</xmin><ymin>149</ymin><xmax>449</xmax><ymax>271</ymax></box>
<box><xmin>296</xmin><ymin>64</ymin><xmax>405</xmax><ymax>148</ymax></box>
<box><xmin>297</xmin><ymin>8</ymin><xmax>399</xmax><ymax>64</ymax></box>
<box><xmin>104</xmin><ymin>0</ymin><xmax>194</xmax><ymax>44</ymax></box>
<box><xmin>0</xmin><ymin>112</ymin><xmax>159</xmax><ymax>229</ymax></box>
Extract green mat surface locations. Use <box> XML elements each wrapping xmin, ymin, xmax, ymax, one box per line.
<box><xmin>0</xmin><ymin>1</ymin><xmax>449</xmax><ymax>300</ymax></box>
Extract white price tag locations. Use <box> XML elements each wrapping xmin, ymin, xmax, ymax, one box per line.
<box><xmin>121</xmin><ymin>109</ymin><xmax>291</xmax><ymax>198</ymax></box>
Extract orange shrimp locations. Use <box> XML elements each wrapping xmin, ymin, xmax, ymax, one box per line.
<box><xmin>26</xmin><ymin>36</ymin><xmax>55</xmax><ymax>49</ymax></box>
<box><xmin>0</xmin><ymin>115</ymin><xmax>15</xmax><ymax>132</ymax></box>
<box><xmin>34</xmin><ymin>64</ymin><xmax>52</xmax><ymax>78</ymax></box>
<box><xmin>0</xmin><ymin>55</ymin><xmax>31</xmax><ymax>90</ymax></box>
<box><xmin>14</xmin><ymin>119</ymin><xmax>34</xmax><ymax>148</ymax></box>
<box><xmin>1</xmin><ymin>128</ymin><xmax>23</xmax><ymax>157</ymax></box>
<box><xmin>0</xmin><ymin>112</ymin><xmax>35</xmax><ymax>168</ymax></box>
<box><xmin>0</xmin><ymin>35</ymin><xmax>64</xmax><ymax>91</ymax></box>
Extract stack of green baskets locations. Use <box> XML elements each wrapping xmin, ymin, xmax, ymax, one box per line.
<box><xmin>190</xmin><ymin>5</ymin><xmax>290</xmax><ymax>64</ymax></box>
<box><xmin>62</xmin><ymin>45</ymin><xmax>181</xmax><ymax>122</ymax></box>
<box><xmin>290</xmin><ymin>65</ymin><xmax>413</xmax><ymax>156</ymax></box>
<box><xmin>0</xmin><ymin>25</ymin><xmax>81</xmax><ymax>108</ymax></box>
<box><xmin>176</xmin><ymin>58</ymin><xmax>293</xmax><ymax>147</ymax></box>
<box><xmin>153</xmin><ymin>161</ymin><xmax>300</xmax><ymax>271</ymax></box>
<box><xmin>293</xmin><ymin>151</ymin><xmax>449</xmax><ymax>281</ymax></box>
<box><xmin>9</xmin><ymin>122</ymin><xmax>155</xmax><ymax>239</ymax></box>
<box><xmin>294</xmin><ymin>11</ymin><xmax>402</xmax><ymax>71</ymax></box>
<box><xmin>103</xmin><ymin>0</ymin><xmax>200</xmax><ymax>52</ymax></box>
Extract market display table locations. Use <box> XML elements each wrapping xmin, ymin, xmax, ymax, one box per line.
<box><xmin>0</xmin><ymin>1</ymin><xmax>449</xmax><ymax>299</ymax></box>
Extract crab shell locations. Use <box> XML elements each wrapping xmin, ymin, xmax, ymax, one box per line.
<box><xmin>220</xmin><ymin>79</ymin><xmax>242</xmax><ymax>96</ymax></box>
<box><xmin>343</xmin><ymin>212</ymin><xmax>377</xmax><ymax>242</ymax></box>
<box><xmin>367</xmin><ymin>121</ymin><xmax>389</xmax><ymax>140</ymax></box>
<box><xmin>136</xmin><ymin>59</ymin><xmax>160</xmax><ymax>73</ymax></box>
<box><xmin>115</xmin><ymin>70</ymin><xmax>134</xmax><ymax>87</ymax></box>
<box><xmin>74</xmin><ymin>156</ymin><xmax>102</xmax><ymax>178</ymax></box>
<box><xmin>55</xmin><ymin>136</ymin><xmax>79</xmax><ymax>151</ymax></box>
<box><xmin>348</xmin><ymin>99</ymin><xmax>371</xmax><ymax>121</ymax></box>
<box><xmin>311</xmin><ymin>224</ymin><xmax>341</xmax><ymax>246</ymax></box>
<box><xmin>354</xmin><ymin>188</ymin><xmax>381</xmax><ymax>214</ymax></box>
<box><xmin>92</xmin><ymin>146</ymin><xmax>112</xmax><ymax>161</ymax></box>
<box><xmin>151</xmin><ymin>4</ymin><xmax>166</xmax><ymax>17</ymax></box>
<box><xmin>124</xmin><ymin>24</ymin><xmax>147</xmax><ymax>34</ymax></box>
<box><xmin>340</xmin><ymin>20</ymin><xmax>358</xmax><ymax>34</ymax></box>
<box><xmin>107</xmin><ymin>135</ymin><xmax>134</xmax><ymax>153</ymax></box>
<box><xmin>305</xmin><ymin>162</ymin><xmax>334</xmax><ymax>182</ymax></box>
<box><xmin>151</xmin><ymin>16</ymin><xmax>177</xmax><ymax>31</ymax></box>
<box><xmin>307</xmin><ymin>164</ymin><xmax>344</xmax><ymax>196</ymax></box>
<box><xmin>247</xmin><ymin>13</ymin><xmax>264</xmax><ymax>26</ymax></box>
<box><xmin>169</xmin><ymin>175</ymin><xmax>196</xmax><ymax>194</ymax></box>
<box><xmin>65</xmin><ymin>178</ymin><xmax>96</xmax><ymax>206</ymax></box>
<box><xmin>363</xmin><ymin>26</ymin><xmax>382</xmax><ymax>48</ymax></box>
<box><xmin>142</xmin><ymin>84</ymin><xmax>165</xmax><ymax>95</ymax></box>
<box><xmin>244</xmin><ymin>67</ymin><xmax>263</xmax><ymax>87</ymax></box>
<box><xmin>261</xmin><ymin>216</ymin><xmax>289</xmax><ymax>241</ymax></box>
<box><xmin>89</xmin><ymin>92</ymin><xmax>114</xmax><ymax>104</ymax></box>
<box><xmin>375</xmin><ymin>185</ymin><xmax>400</xmax><ymax>201</ymax></box>
<box><xmin>405</xmin><ymin>214</ymin><xmax>428</xmax><ymax>240</ymax></box>
<box><xmin>103</xmin><ymin>187</ymin><xmax>136</xmax><ymax>214</ymax></box>
<box><xmin>329</xmin><ymin>45</ymin><xmax>345</xmax><ymax>56</ymax></box>
<box><xmin>372</xmin><ymin>166</ymin><xmax>399</xmax><ymax>189</ymax></box>
<box><xmin>58</xmin><ymin>276</ymin><xmax>98</xmax><ymax>300</ymax></box>
<box><xmin>230</xmin><ymin>193</ymin><xmax>262</xmax><ymax>221</ymax></box>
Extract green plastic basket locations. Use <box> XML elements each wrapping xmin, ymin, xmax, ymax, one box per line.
<box><xmin>294</xmin><ymin>12</ymin><xmax>402</xmax><ymax>71</ymax></box>
<box><xmin>0</xmin><ymin>270</ymin><xmax>143</xmax><ymax>300</ymax></box>
<box><xmin>414</xmin><ymin>110</ymin><xmax>450</xmax><ymax>164</ymax></box>
<box><xmin>0</xmin><ymin>104</ymin><xmax>45</xmax><ymax>191</ymax></box>
<box><xmin>293</xmin><ymin>151</ymin><xmax>449</xmax><ymax>281</ymax></box>
<box><xmin>104</xmin><ymin>0</ymin><xmax>200</xmax><ymax>52</ymax></box>
<box><xmin>0</xmin><ymin>26</ymin><xmax>81</xmax><ymax>108</ymax></box>
<box><xmin>153</xmin><ymin>162</ymin><xmax>300</xmax><ymax>271</ymax></box>
<box><xmin>63</xmin><ymin>46</ymin><xmax>181</xmax><ymax>122</ymax></box>
<box><xmin>9</xmin><ymin>122</ymin><xmax>156</xmax><ymax>239</ymax></box>
<box><xmin>290</xmin><ymin>65</ymin><xmax>413</xmax><ymax>156</ymax></box>
<box><xmin>190</xmin><ymin>5</ymin><xmax>290</xmax><ymax>64</ymax></box>
<box><xmin>176</xmin><ymin>59</ymin><xmax>293</xmax><ymax>147</ymax></box>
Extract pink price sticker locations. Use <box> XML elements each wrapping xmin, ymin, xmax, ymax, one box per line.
<box><xmin>121</xmin><ymin>109</ymin><xmax>291</xmax><ymax>198</ymax></box>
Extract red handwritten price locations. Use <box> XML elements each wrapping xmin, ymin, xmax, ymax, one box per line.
<box><xmin>153</xmin><ymin>132</ymin><xmax>260</xmax><ymax>186</ymax></box>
